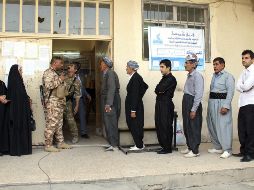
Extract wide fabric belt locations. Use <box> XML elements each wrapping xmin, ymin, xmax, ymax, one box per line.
<box><xmin>156</xmin><ymin>96</ymin><xmax>173</xmax><ymax>101</ymax></box>
<box><xmin>209</xmin><ymin>92</ymin><xmax>227</xmax><ymax>99</ymax></box>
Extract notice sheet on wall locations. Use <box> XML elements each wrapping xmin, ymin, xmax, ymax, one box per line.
<box><xmin>148</xmin><ymin>27</ymin><xmax>205</xmax><ymax>71</ymax></box>
<box><xmin>2</xmin><ymin>41</ymin><xmax>14</xmax><ymax>57</ymax></box>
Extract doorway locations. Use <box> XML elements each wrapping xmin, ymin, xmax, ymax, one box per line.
<box><xmin>52</xmin><ymin>39</ymin><xmax>110</xmax><ymax>144</ymax></box>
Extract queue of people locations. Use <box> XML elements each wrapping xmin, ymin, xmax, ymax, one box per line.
<box><xmin>0</xmin><ymin>50</ymin><xmax>253</xmax><ymax>163</ymax></box>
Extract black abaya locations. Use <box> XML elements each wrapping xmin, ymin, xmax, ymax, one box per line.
<box><xmin>0</xmin><ymin>80</ymin><xmax>9</xmax><ymax>153</ymax></box>
<box><xmin>6</xmin><ymin>65</ymin><xmax>32</xmax><ymax>156</ymax></box>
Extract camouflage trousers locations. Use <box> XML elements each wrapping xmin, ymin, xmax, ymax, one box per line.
<box><xmin>44</xmin><ymin>99</ymin><xmax>65</xmax><ymax>147</ymax></box>
<box><xmin>63</xmin><ymin>100</ymin><xmax>78</xmax><ymax>138</ymax></box>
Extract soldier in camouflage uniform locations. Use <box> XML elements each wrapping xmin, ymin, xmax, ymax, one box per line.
<box><xmin>63</xmin><ymin>62</ymin><xmax>81</xmax><ymax>144</ymax></box>
<box><xmin>42</xmin><ymin>56</ymin><xmax>71</xmax><ymax>152</ymax></box>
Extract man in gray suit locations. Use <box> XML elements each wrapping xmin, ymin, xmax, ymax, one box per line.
<box><xmin>100</xmin><ymin>57</ymin><xmax>121</xmax><ymax>151</ymax></box>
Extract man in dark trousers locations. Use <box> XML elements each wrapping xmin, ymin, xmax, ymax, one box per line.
<box><xmin>125</xmin><ymin>60</ymin><xmax>148</xmax><ymax>151</ymax></box>
<box><xmin>235</xmin><ymin>50</ymin><xmax>254</xmax><ymax>162</ymax></box>
<box><xmin>181</xmin><ymin>54</ymin><xmax>204</xmax><ymax>158</ymax></box>
<box><xmin>155</xmin><ymin>59</ymin><xmax>177</xmax><ymax>154</ymax></box>
<box><xmin>100</xmin><ymin>56</ymin><xmax>121</xmax><ymax>151</ymax></box>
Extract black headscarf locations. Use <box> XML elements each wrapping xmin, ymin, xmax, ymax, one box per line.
<box><xmin>6</xmin><ymin>64</ymin><xmax>32</xmax><ymax>156</ymax></box>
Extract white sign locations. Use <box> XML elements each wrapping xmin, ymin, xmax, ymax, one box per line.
<box><xmin>2</xmin><ymin>41</ymin><xmax>14</xmax><ymax>56</ymax></box>
<box><xmin>23</xmin><ymin>59</ymin><xmax>36</xmax><ymax>75</ymax></box>
<box><xmin>25</xmin><ymin>43</ymin><xmax>38</xmax><ymax>58</ymax></box>
<box><xmin>39</xmin><ymin>45</ymin><xmax>50</xmax><ymax>61</ymax></box>
<box><xmin>148</xmin><ymin>27</ymin><xmax>205</xmax><ymax>71</ymax></box>
<box><xmin>13</xmin><ymin>42</ymin><xmax>26</xmax><ymax>57</ymax></box>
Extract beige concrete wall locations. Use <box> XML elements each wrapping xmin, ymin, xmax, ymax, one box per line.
<box><xmin>114</xmin><ymin>0</ymin><xmax>254</xmax><ymax>142</ymax></box>
<box><xmin>0</xmin><ymin>39</ymin><xmax>52</xmax><ymax>145</ymax></box>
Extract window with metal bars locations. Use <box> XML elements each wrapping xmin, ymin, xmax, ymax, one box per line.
<box><xmin>0</xmin><ymin>0</ymin><xmax>112</xmax><ymax>37</ymax></box>
<box><xmin>143</xmin><ymin>0</ymin><xmax>210</xmax><ymax>62</ymax></box>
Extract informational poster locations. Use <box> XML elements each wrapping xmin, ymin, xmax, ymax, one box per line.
<box><xmin>148</xmin><ymin>27</ymin><xmax>205</xmax><ymax>71</ymax></box>
<box><xmin>25</xmin><ymin>43</ymin><xmax>38</xmax><ymax>58</ymax></box>
<box><xmin>13</xmin><ymin>42</ymin><xmax>25</xmax><ymax>57</ymax></box>
<box><xmin>39</xmin><ymin>45</ymin><xmax>50</xmax><ymax>61</ymax></box>
<box><xmin>2</xmin><ymin>41</ymin><xmax>14</xmax><ymax>56</ymax></box>
<box><xmin>23</xmin><ymin>59</ymin><xmax>36</xmax><ymax>75</ymax></box>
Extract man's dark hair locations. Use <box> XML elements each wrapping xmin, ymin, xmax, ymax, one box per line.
<box><xmin>213</xmin><ymin>57</ymin><xmax>225</xmax><ymax>64</ymax></box>
<box><xmin>72</xmin><ymin>62</ymin><xmax>81</xmax><ymax>71</ymax></box>
<box><xmin>160</xmin><ymin>59</ymin><xmax>171</xmax><ymax>69</ymax></box>
<box><xmin>50</xmin><ymin>56</ymin><xmax>63</xmax><ymax>65</ymax></box>
<box><xmin>242</xmin><ymin>50</ymin><xmax>254</xmax><ymax>59</ymax></box>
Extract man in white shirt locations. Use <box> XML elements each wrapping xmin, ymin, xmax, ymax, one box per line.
<box><xmin>235</xmin><ymin>50</ymin><xmax>254</xmax><ymax>162</ymax></box>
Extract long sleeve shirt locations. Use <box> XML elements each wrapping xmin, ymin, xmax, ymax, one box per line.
<box><xmin>183</xmin><ymin>70</ymin><xmax>204</xmax><ymax>112</ymax></box>
<box><xmin>155</xmin><ymin>73</ymin><xmax>177</xmax><ymax>101</ymax></box>
<box><xmin>210</xmin><ymin>70</ymin><xmax>235</xmax><ymax>109</ymax></box>
<box><xmin>236</xmin><ymin>64</ymin><xmax>254</xmax><ymax>107</ymax></box>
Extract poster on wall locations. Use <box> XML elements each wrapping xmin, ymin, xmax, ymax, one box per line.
<box><xmin>39</xmin><ymin>45</ymin><xmax>50</xmax><ymax>61</ymax></box>
<box><xmin>2</xmin><ymin>41</ymin><xmax>14</xmax><ymax>57</ymax></box>
<box><xmin>25</xmin><ymin>43</ymin><xmax>38</xmax><ymax>58</ymax></box>
<box><xmin>23</xmin><ymin>59</ymin><xmax>36</xmax><ymax>75</ymax></box>
<box><xmin>13</xmin><ymin>42</ymin><xmax>25</xmax><ymax>57</ymax></box>
<box><xmin>148</xmin><ymin>27</ymin><xmax>205</xmax><ymax>71</ymax></box>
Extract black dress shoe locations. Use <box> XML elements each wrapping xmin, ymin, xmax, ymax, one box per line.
<box><xmin>0</xmin><ymin>152</ymin><xmax>3</xmax><ymax>156</ymax></box>
<box><xmin>240</xmin><ymin>155</ymin><xmax>253</xmax><ymax>162</ymax></box>
<box><xmin>232</xmin><ymin>153</ymin><xmax>244</xmax><ymax>157</ymax></box>
<box><xmin>157</xmin><ymin>149</ymin><xmax>172</xmax><ymax>154</ymax></box>
<box><xmin>81</xmin><ymin>134</ymin><xmax>90</xmax><ymax>139</ymax></box>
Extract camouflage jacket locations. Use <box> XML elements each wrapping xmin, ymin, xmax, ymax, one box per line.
<box><xmin>65</xmin><ymin>75</ymin><xmax>81</xmax><ymax>101</ymax></box>
<box><xmin>42</xmin><ymin>67</ymin><xmax>65</xmax><ymax>103</ymax></box>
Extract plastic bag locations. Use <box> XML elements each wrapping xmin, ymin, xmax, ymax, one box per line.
<box><xmin>174</xmin><ymin>120</ymin><xmax>186</xmax><ymax>146</ymax></box>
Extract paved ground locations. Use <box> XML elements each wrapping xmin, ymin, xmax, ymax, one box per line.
<box><xmin>0</xmin><ymin>137</ymin><xmax>253</xmax><ymax>189</ymax></box>
<box><xmin>187</xmin><ymin>182</ymin><xmax>254</xmax><ymax>190</ymax></box>
<box><xmin>0</xmin><ymin>181</ymin><xmax>254</xmax><ymax>190</ymax></box>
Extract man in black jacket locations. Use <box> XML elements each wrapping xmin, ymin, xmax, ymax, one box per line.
<box><xmin>155</xmin><ymin>59</ymin><xmax>177</xmax><ymax>154</ymax></box>
<box><xmin>125</xmin><ymin>60</ymin><xmax>148</xmax><ymax>151</ymax></box>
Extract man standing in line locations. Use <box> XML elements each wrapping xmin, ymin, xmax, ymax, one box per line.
<box><xmin>42</xmin><ymin>56</ymin><xmax>71</xmax><ymax>152</ymax></box>
<box><xmin>77</xmin><ymin>71</ymin><xmax>91</xmax><ymax>139</ymax></box>
<box><xmin>125</xmin><ymin>60</ymin><xmax>148</xmax><ymax>151</ymax></box>
<box><xmin>63</xmin><ymin>62</ymin><xmax>81</xmax><ymax>144</ymax></box>
<box><xmin>155</xmin><ymin>59</ymin><xmax>177</xmax><ymax>154</ymax></box>
<box><xmin>235</xmin><ymin>50</ymin><xmax>254</xmax><ymax>162</ymax></box>
<box><xmin>181</xmin><ymin>54</ymin><xmax>204</xmax><ymax>158</ymax></box>
<box><xmin>100</xmin><ymin>57</ymin><xmax>121</xmax><ymax>151</ymax></box>
<box><xmin>207</xmin><ymin>57</ymin><xmax>235</xmax><ymax>159</ymax></box>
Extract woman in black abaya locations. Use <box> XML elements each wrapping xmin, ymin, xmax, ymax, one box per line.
<box><xmin>0</xmin><ymin>80</ymin><xmax>9</xmax><ymax>155</ymax></box>
<box><xmin>6</xmin><ymin>64</ymin><xmax>32</xmax><ymax>156</ymax></box>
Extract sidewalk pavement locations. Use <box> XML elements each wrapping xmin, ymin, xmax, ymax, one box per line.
<box><xmin>0</xmin><ymin>137</ymin><xmax>253</xmax><ymax>189</ymax></box>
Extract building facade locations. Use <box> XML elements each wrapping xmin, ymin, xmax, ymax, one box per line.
<box><xmin>0</xmin><ymin>0</ymin><xmax>253</xmax><ymax>144</ymax></box>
